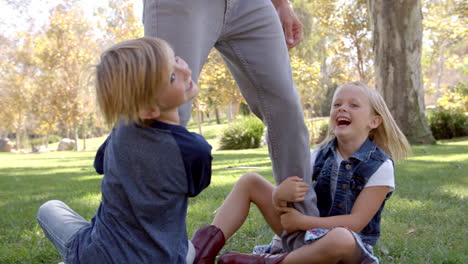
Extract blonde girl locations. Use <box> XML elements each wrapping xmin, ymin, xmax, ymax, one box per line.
<box><xmin>191</xmin><ymin>81</ymin><xmax>411</xmax><ymax>264</ymax></box>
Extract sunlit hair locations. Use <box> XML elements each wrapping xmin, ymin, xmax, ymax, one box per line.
<box><xmin>318</xmin><ymin>81</ymin><xmax>411</xmax><ymax>161</ymax></box>
<box><xmin>95</xmin><ymin>37</ymin><xmax>172</xmax><ymax>126</ymax></box>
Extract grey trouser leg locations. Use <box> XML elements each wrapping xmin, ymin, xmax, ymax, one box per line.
<box><xmin>143</xmin><ymin>0</ymin><xmax>225</xmax><ymax>126</ymax></box>
<box><xmin>143</xmin><ymin>0</ymin><xmax>319</xmax><ymax>223</ymax></box>
<box><xmin>36</xmin><ymin>200</ymin><xmax>89</xmax><ymax>261</ymax></box>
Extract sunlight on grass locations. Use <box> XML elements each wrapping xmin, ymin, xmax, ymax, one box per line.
<box><xmin>73</xmin><ymin>193</ymin><xmax>101</xmax><ymax>208</ymax></box>
<box><xmin>389</xmin><ymin>196</ymin><xmax>426</xmax><ymax>210</ymax></box>
<box><xmin>409</xmin><ymin>153</ymin><xmax>468</xmax><ymax>162</ymax></box>
<box><xmin>440</xmin><ymin>185</ymin><xmax>467</xmax><ymax>199</ymax></box>
<box><xmin>70</xmin><ymin>175</ymin><xmax>103</xmax><ymax>182</ymax></box>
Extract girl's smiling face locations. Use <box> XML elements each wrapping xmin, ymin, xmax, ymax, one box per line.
<box><xmin>330</xmin><ymin>84</ymin><xmax>381</xmax><ymax>143</ymax></box>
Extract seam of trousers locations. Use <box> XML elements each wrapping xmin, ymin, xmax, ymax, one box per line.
<box><xmin>154</xmin><ymin>0</ymin><xmax>160</xmax><ymax>36</ymax></box>
<box><xmin>223</xmin><ymin>0</ymin><xmax>233</xmax><ymax>28</ymax></box>
<box><xmin>222</xmin><ymin>39</ymin><xmax>279</xmax><ymax>178</ymax></box>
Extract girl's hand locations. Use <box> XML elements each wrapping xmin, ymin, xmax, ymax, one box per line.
<box><xmin>277</xmin><ymin>206</ymin><xmax>306</xmax><ymax>233</ymax></box>
<box><xmin>274</xmin><ymin>176</ymin><xmax>310</xmax><ymax>205</ymax></box>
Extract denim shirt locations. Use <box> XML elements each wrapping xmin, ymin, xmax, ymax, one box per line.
<box><xmin>312</xmin><ymin>138</ymin><xmax>393</xmax><ymax>245</ymax></box>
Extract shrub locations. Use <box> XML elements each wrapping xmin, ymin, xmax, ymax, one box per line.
<box><xmin>29</xmin><ymin>135</ymin><xmax>61</xmax><ymax>146</ymax></box>
<box><xmin>48</xmin><ymin>135</ymin><xmax>61</xmax><ymax>144</ymax></box>
<box><xmin>219</xmin><ymin>115</ymin><xmax>265</xmax><ymax>150</ymax></box>
<box><xmin>427</xmin><ymin>108</ymin><xmax>468</xmax><ymax>140</ymax></box>
<box><xmin>437</xmin><ymin>82</ymin><xmax>467</xmax><ymax>113</ymax></box>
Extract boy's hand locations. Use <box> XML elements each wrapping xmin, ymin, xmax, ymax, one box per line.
<box><xmin>274</xmin><ymin>176</ymin><xmax>310</xmax><ymax>206</ymax></box>
<box><xmin>277</xmin><ymin>206</ymin><xmax>306</xmax><ymax>233</ymax></box>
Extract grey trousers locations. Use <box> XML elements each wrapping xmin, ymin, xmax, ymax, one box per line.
<box><xmin>143</xmin><ymin>0</ymin><xmax>319</xmax><ymax>249</ymax></box>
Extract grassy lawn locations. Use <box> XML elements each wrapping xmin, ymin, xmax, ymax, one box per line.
<box><xmin>0</xmin><ymin>124</ymin><xmax>466</xmax><ymax>263</ymax></box>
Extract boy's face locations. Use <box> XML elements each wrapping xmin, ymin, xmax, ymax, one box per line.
<box><xmin>156</xmin><ymin>47</ymin><xmax>199</xmax><ymax>111</ymax></box>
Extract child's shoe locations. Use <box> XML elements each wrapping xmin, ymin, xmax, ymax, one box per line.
<box><xmin>191</xmin><ymin>225</ymin><xmax>226</xmax><ymax>264</ymax></box>
<box><xmin>218</xmin><ymin>251</ymin><xmax>288</xmax><ymax>264</ymax></box>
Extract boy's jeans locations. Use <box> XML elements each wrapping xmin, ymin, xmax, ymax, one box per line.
<box><xmin>36</xmin><ymin>200</ymin><xmax>196</xmax><ymax>263</ymax></box>
<box><xmin>37</xmin><ymin>200</ymin><xmax>89</xmax><ymax>261</ymax></box>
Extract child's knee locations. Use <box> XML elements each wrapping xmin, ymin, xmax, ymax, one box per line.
<box><xmin>37</xmin><ymin>200</ymin><xmax>65</xmax><ymax>220</ymax></box>
<box><xmin>238</xmin><ymin>172</ymin><xmax>264</xmax><ymax>187</ymax></box>
<box><xmin>323</xmin><ymin>227</ymin><xmax>357</xmax><ymax>256</ymax></box>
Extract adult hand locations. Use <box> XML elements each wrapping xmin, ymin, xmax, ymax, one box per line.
<box><xmin>273</xmin><ymin>1</ymin><xmax>303</xmax><ymax>49</ymax></box>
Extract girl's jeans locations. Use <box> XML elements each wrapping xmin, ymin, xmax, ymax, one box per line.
<box><xmin>36</xmin><ymin>200</ymin><xmax>196</xmax><ymax>263</ymax></box>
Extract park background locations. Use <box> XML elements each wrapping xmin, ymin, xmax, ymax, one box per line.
<box><xmin>0</xmin><ymin>0</ymin><xmax>466</xmax><ymax>263</ymax></box>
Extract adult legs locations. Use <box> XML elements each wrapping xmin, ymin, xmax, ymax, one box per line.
<box><xmin>36</xmin><ymin>200</ymin><xmax>89</xmax><ymax>261</ymax></box>
<box><xmin>143</xmin><ymin>0</ymin><xmax>225</xmax><ymax>126</ymax></box>
<box><xmin>214</xmin><ymin>0</ymin><xmax>319</xmax><ymax>219</ymax></box>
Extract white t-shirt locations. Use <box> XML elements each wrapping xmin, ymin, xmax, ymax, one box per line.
<box><xmin>310</xmin><ymin>149</ymin><xmax>395</xmax><ymax>194</ymax></box>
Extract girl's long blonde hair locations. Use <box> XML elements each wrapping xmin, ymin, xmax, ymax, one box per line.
<box><xmin>96</xmin><ymin>37</ymin><xmax>172</xmax><ymax>126</ymax></box>
<box><xmin>318</xmin><ymin>81</ymin><xmax>411</xmax><ymax>161</ymax></box>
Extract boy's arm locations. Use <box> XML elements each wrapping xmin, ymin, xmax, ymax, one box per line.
<box><xmin>278</xmin><ymin>186</ymin><xmax>390</xmax><ymax>233</ymax></box>
<box><xmin>94</xmin><ymin>135</ymin><xmax>111</xmax><ymax>174</ymax></box>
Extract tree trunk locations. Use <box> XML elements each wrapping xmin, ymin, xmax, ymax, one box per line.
<box><xmin>73</xmin><ymin>124</ymin><xmax>79</xmax><ymax>151</ymax></box>
<box><xmin>82</xmin><ymin>118</ymin><xmax>87</xmax><ymax>151</ymax></box>
<box><xmin>215</xmin><ymin>107</ymin><xmax>221</xmax><ymax>124</ymax></box>
<box><xmin>15</xmin><ymin>127</ymin><xmax>21</xmax><ymax>151</ymax></box>
<box><xmin>196</xmin><ymin>103</ymin><xmax>203</xmax><ymax>135</ymax></box>
<box><xmin>232</xmin><ymin>100</ymin><xmax>241</xmax><ymax>120</ymax></box>
<box><xmin>435</xmin><ymin>42</ymin><xmax>446</xmax><ymax>101</ymax></box>
<box><xmin>15</xmin><ymin>112</ymin><xmax>23</xmax><ymax>151</ymax></box>
<box><xmin>45</xmin><ymin>130</ymin><xmax>50</xmax><ymax>148</ymax></box>
<box><xmin>367</xmin><ymin>0</ymin><xmax>435</xmax><ymax>144</ymax></box>
<box><xmin>226</xmin><ymin>102</ymin><xmax>233</xmax><ymax>123</ymax></box>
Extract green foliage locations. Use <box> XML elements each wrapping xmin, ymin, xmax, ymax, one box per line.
<box><xmin>427</xmin><ymin>108</ymin><xmax>468</xmax><ymax>140</ymax></box>
<box><xmin>219</xmin><ymin>116</ymin><xmax>265</xmax><ymax>150</ymax></box>
<box><xmin>306</xmin><ymin>118</ymin><xmax>329</xmax><ymax>144</ymax></box>
<box><xmin>428</xmin><ymin>82</ymin><xmax>468</xmax><ymax>140</ymax></box>
<box><xmin>437</xmin><ymin>82</ymin><xmax>468</xmax><ymax>113</ymax></box>
<box><xmin>29</xmin><ymin>135</ymin><xmax>61</xmax><ymax>146</ymax></box>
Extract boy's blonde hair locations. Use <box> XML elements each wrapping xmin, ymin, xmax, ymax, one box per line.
<box><xmin>318</xmin><ymin>81</ymin><xmax>411</xmax><ymax>161</ymax></box>
<box><xmin>96</xmin><ymin>37</ymin><xmax>172</xmax><ymax>126</ymax></box>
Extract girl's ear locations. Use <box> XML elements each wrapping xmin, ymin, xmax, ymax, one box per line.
<box><xmin>369</xmin><ymin>115</ymin><xmax>382</xmax><ymax>129</ymax></box>
<box><xmin>138</xmin><ymin>107</ymin><xmax>160</xmax><ymax>120</ymax></box>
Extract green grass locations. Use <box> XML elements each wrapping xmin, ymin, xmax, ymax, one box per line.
<box><xmin>0</xmin><ymin>126</ymin><xmax>466</xmax><ymax>263</ymax></box>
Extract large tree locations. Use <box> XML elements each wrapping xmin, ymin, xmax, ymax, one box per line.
<box><xmin>367</xmin><ymin>0</ymin><xmax>435</xmax><ymax>144</ymax></box>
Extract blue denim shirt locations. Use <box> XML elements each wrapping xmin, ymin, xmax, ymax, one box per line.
<box><xmin>312</xmin><ymin>138</ymin><xmax>393</xmax><ymax>245</ymax></box>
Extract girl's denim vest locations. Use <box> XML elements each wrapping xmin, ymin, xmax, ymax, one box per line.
<box><xmin>312</xmin><ymin>138</ymin><xmax>393</xmax><ymax>245</ymax></box>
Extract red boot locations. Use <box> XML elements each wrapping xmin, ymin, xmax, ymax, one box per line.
<box><xmin>218</xmin><ymin>251</ymin><xmax>288</xmax><ymax>264</ymax></box>
<box><xmin>191</xmin><ymin>225</ymin><xmax>226</xmax><ymax>264</ymax></box>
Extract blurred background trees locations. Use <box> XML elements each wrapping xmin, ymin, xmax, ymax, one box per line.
<box><xmin>0</xmin><ymin>0</ymin><xmax>466</xmax><ymax>150</ymax></box>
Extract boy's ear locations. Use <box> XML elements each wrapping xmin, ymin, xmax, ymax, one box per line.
<box><xmin>138</xmin><ymin>107</ymin><xmax>160</xmax><ymax>120</ymax></box>
<box><xmin>369</xmin><ymin>115</ymin><xmax>382</xmax><ymax>129</ymax></box>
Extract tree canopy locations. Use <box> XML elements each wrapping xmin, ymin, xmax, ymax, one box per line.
<box><xmin>0</xmin><ymin>0</ymin><xmax>466</xmax><ymax>149</ymax></box>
